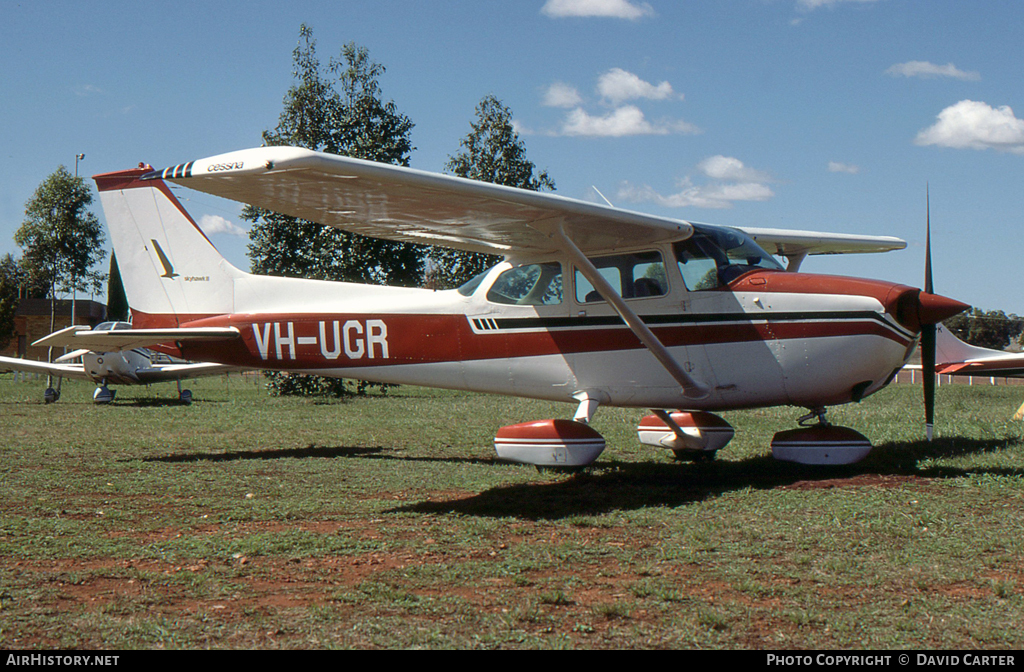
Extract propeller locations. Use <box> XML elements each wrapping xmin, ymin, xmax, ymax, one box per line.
<box><xmin>922</xmin><ymin>186</ymin><xmax>936</xmax><ymax>441</ymax></box>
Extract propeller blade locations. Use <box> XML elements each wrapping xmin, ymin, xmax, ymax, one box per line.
<box><xmin>924</xmin><ymin>185</ymin><xmax>933</xmax><ymax>295</ymax></box>
<box><xmin>922</xmin><ymin>186</ymin><xmax>936</xmax><ymax>441</ymax></box>
<box><xmin>922</xmin><ymin>321</ymin><xmax>936</xmax><ymax>442</ymax></box>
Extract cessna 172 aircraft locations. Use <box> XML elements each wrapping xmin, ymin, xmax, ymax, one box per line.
<box><xmin>38</xmin><ymin>146</ymin><xmax>969</xmax><ymax>466</ymax></box>
<box><xmin>0</xmin><ymin>321</ymin><xmax>234</xmax><ymax>404</ymax></box>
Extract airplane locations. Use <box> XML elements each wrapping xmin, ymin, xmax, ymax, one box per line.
<box><xmin>37</xmin><ymin>146</ymin><xmax>968</xmax><ymax>467</ymax></box>
<box><xmin>902</xmin><ymin>322</ymin><xmax>1024</xmax><ymax>420</ymax></box>
<box><xmin>0</xmin><ymin>320</ymin><xmax>236</xmax><ymax>404</ymax></box>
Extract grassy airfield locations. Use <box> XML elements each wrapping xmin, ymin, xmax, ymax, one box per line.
<box><xmin>1</xmin><ymin>372</ymin><xmax>1022</xmax><ymax>649</ymax></box>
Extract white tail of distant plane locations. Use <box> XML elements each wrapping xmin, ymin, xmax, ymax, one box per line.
<box><xmin>96</xmin><ymin>169</ymin><xmax>245</xmax><ymax>325</ymax></box>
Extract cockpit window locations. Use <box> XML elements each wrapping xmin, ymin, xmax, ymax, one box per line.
<box><xmin>486</xmin><ymin>263</ymin><xmax>563</xmax><ymax>305</ymax></box>
<box><xmin>675</xmin><ymin>225</ymin><xmax>782</xmax><ymax>291</ymax></box>
<box><xmin>575</xmin><ymin>250</ymin><xmax>667</xmax><ymax>303</ymax></box>
<box><xmin>95</xmin><ymin>321</ymin><xmax>132</xmax><ymax>331</ymax></box>
<box><xmin>456</xmin><ymin>270</ymin><xmax>489</xmax><ymax>297</ymax></box>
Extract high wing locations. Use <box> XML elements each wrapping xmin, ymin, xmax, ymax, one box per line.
<box><xmin>147</xmin><ymin>146</ymin><xmax>690</xmax><ymax>256</ymax></box>
<box><xmin>736</xmin><ymin>226</ymin><xmax>907</xmax><ymax>260</ymax></box>
<box><xmin>146</xmin><ymin>146</ymin><xmax>903</xmax><ymax>260</ymax></box>
<box><xmin>0</xmin><ymin>355</ymin><xmax>92</xmax><ymax>381</ymax></box>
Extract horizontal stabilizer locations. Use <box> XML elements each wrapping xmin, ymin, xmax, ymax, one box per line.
<box><xmin>33</xmin><ymin>325</ymin><xmax>240</xmax><ymax>351</ymax></box>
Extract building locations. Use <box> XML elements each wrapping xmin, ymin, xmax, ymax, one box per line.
<box><xmin>1</xmin><ymin>298</ymin><xmax>106</xmax><ymax>361</ymax></box>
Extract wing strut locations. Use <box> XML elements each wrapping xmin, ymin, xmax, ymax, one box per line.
<box><xmin>552</xmin><ymin>226</ymin><xmax>709</xmax><ymax>400</ymax></box>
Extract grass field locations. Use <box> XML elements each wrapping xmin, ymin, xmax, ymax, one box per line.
<box><xmin>1</xmin><ymin>372</ymin><xmax>1022</xmax><ymax>649</ymax></box>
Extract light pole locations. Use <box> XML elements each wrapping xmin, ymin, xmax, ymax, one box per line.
<box><xmin>75</xmin><ymin>153</ymin><xmax>85</xmax><ymax>178</ymax></box>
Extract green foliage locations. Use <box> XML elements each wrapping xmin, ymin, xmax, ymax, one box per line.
<box><xmin>261</xmin><ymin>371</ymin><xmax>391</xmax><ymax>398</ymax></box>
<box><xmin>245</xmin><ymin>24</ymin><xmax>422</xmax><ymax>396</ymax></box>
<box><xmin>246</xmin><ymin>25</ymin><xmax>423</xmax><ymax>287</ymax></box>
<box><xmin>0</xmin><ymin>253</ymin><xmax>25</xmax><ymax>350</ymax></box>
<box><xmin>15</xmin><ymin>165</ymin><xmax>106</xmax><ymax>333</ymax></box>
<box><xmin>106</xmin><ymin>253</ymin><xmax>129</xmax><ymax>322</ymax></box>
<box><xmin>16</xmin><ymin>166</ymin><xmax>106</xmax><ymax>300</ymax></box>
<box><xmin>944</xmin><ymin>308</ymin><xmax>1024</xmax><ymax>350</ymax></box>
<box><xmin>427</xmin><ymin>95</ymin><xmax>555</xmax><ymax>290</ymax></box>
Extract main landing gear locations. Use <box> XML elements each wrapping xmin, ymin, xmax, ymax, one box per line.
<box><xmin>637</xmin><ymin>410</ymin><xmax>735</xmax><ymax>462</ymax></box>
<box><xmin>44</xmin><ymin>376</ymin><xmax>63</xmax><ymax>404</ymax></box>
<box><xmin>177</xmin><ymin>380</ymin><xmax>193</xmax><ymax>405</ymax></box>
<box><xmin>770</xmin><ymin>407</ymin><xmax>872</xmax><ymax>465</ymax></box>
<box><xmin>93</xmin><ymin>383</ymin><xmax>116</xmax><ymax>404</ymax></box>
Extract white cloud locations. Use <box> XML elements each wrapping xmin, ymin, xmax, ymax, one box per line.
<box><xmin>915</xmin><ymin>100</ymin><xmax>1024</xmax><ymax>154</ymax></box>
<box><xmin>618</xmin><ymin>156</ymin><xmax>775</xmax><ymax>209</ymax></box>
<box><xmin>73</xmin><ymin>84</ymin><xmax>103</xmax><ymax>97</ymax></box>
<box><xmin>698</xmin><ymin>155</ymin><xmax>771</xmax><ymax>182</ymax></box>
<box><xmin>541</xmin><ymin>0</ymin><xmax>654</xmax><ymax>20</ymax></box>
<box><xmin>198</xmin><ymin>214</ymin><xmax>247</xmax><ymax>237</ymax></box>
<box><xmin>797</xmin><ymin>0</ymin><xmax>882</xmax><ymax>9</ymax></box>
<box><xmin>885</xmin><ymin>61</ymin><xmax>980</xmax><ymax>81</ymax></box>
<box><xmin>542</xmin><ymin>82</ymin><xmax>583</xmax><ymax>108</ymax></box>
<box><xmin>597</xmin><ymin>68</ymin><xmax>677</xmax><ymax>105</ymax></box>
<box><xmin>828</xmin><ymin>161</ymin><xmax>860</xmax><ymax>174</ymax></box>
<box><xmin>559</xmin><ymin>105</ymin><xmax>699</xmax><ymax>137</ymax></box>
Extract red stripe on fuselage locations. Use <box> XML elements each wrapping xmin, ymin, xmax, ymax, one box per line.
<box><xmin>130</xmin><ymin>309</ymin><xmax>911</xmax><ymax>371</ymax></box>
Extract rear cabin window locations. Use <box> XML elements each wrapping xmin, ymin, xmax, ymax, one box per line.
<box><xmin>575</xmin><ymin>251</ymin><xmax>667</xmax><ymax>303</ymax></box>
<box><xmin>486</xmin><ymin>263</ymin><xmax>564</xmax><ymax>305</ymax></box>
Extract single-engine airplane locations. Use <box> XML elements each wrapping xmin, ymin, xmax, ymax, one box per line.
<box><xmin>41</xmin><ymin>146</ymin><xmax>968</xmax><ymax>466</ymax></box>
<box><xmin>1</xmin><ymin>321</ymin><xmax>236</xmax><ymax>404</ymax></box>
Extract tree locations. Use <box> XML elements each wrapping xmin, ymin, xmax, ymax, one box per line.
<box><xmin>944</xmin><ymin>308</ymin><xmax>1024</xmax><ymax>351</ymax></box>
<box><xmin>427</xmin><ymin>95</ymin><xmax>555</xmax><ymax>289</ymax></box>
<box><xmin>0</xmin><ymin>254</ymin><xmax>25</xmax><ymax>351</ymax></box>
<box><xmin>245</xmin><ymin>25</ymin><xmax>419</xmax><ymax>396</ymax></box>
<box><xmin>247</xmin><ymin>25</ymin><xmax>422</xmax><ymax>286</ymax></box>
<box><xmin>106</xmin><ymin>252</ymin><xmax>129</xmax><ymax>322</ymax></box>
<box><xmin>15</xmin><ymin>165</ymin><xmax>106</xmax><ymax>335</ymax></box>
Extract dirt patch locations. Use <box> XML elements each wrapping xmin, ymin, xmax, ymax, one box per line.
<box><xmin>778</xmin><ymin>473</ymin><xmax>929</xmax><ymax>490</ymax></box>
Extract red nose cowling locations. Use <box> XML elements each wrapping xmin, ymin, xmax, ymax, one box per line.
<box><xmin>917</xmin><ymin>291</ymin><xmax>970</xmax><ymax>326</ymax></box>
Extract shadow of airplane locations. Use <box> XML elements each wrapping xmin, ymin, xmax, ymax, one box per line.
<box><xmin>137</xmin><ymin>435</ymin><xmax>1022</xmax><ymax>520</ymax></box>
<box><xmin>389</xmin><ymin>436</ymin><xmax>1024</xmax><ymax>520</ymax></box>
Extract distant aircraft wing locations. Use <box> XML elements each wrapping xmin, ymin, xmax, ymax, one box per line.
<box><xmin>133</xmin><ymin>361</ymin><xmax>238</xmax><ymax>384</ymax></box>
<box><xmin>904</xmin><ymin>324</ymin><xmax>1024</xmax><ymax>377</ymax></box>
<box><xmin>0</xmin><ymin>355</ymin><xmax>91</xmax><ymax>381</ymax></box>
<box><xmin>32</xmin><ymin>325</ymin><xmax>241</xmax><ymax>351</ymax></box>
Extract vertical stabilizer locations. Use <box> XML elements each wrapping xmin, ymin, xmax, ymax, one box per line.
<box><xmin>94</xmin><ymin>167</ymin><xmax>242</xmax><ymax>327</ymax></box>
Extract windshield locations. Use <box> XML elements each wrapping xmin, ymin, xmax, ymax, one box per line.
<box><xmin>675</xmin><ymin>225</ymin><xmax>782</xmax><ymax>290</ymax></box>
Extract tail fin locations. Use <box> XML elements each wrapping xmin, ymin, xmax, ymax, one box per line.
<box><xmin>94</xmin><ymin>166</ymin><xmax>243</xmax><ymax>327</ymax></box>
<box><xmin>934</xmin><ymin>323</ymin><xmax>1002</xmax><ymax>365</ymax></box>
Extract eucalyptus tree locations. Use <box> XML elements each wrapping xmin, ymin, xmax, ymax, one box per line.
<box><xmin>428</xmin><ymin>94</ymin><xmax>555</xmax><ymax>289</ymax></box>
<box><xmin>15</xmin><ymin>165</ymin><xmax>105</xmax><ymax>334</ymax></box>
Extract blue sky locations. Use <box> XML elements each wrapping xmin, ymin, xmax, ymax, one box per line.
<box><xmin>2</xmin><ymin>0</ymin><xmax>1022</xmax><ymax>313</ymax></box>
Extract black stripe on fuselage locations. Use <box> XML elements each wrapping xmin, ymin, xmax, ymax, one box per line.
<box><xmin>484</xmin><ymin>311</ymin><xmax>915</xmax><ymax>340</ymax></box>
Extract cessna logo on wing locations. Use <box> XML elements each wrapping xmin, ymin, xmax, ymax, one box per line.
<box><xmin>251</xmin><ymin>320</ymin><xmax>390</xmax><ymax>361</ymax></box>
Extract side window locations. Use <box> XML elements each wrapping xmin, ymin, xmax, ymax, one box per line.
<box><xmin>575</xmin><ymin>251</ymin><xmax>667</xmax><ymax>303</ymax></box>
<box><xmin>676</xmin><ymin>239</ymin><xmax>721</xmax><ymax>291</ymax></box>
<box><xmin>486</xmin><ymin>263</ymin><xmax>563</xmax><ymax>305</ymax></box>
